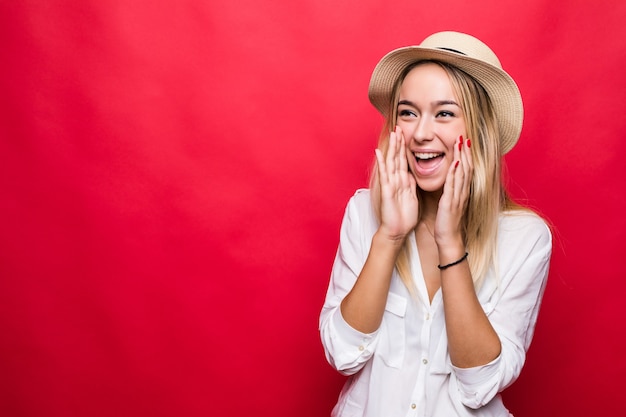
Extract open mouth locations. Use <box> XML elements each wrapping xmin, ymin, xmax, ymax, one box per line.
<box><xmin>414</xmin><ymin>152</ymin><xmax>444</xmax><ymax>170</ymax></box>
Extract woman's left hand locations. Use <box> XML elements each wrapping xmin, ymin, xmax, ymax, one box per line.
<box><xmin>434</xmin><ymin>135</ymin><xmax>473</xmax><ymax>248</ymax></box>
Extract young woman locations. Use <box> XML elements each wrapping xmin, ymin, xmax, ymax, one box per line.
<box><xmin>319</xmin><ymin>31</ymin><xmax>552</xmax><ymax>417</ymax></box>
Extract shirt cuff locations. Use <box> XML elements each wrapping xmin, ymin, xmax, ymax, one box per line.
<box><xmin>451</xmin><ymin>355</ymin><xmax>501</xmax><ymax>408</ymax></box>
<box><xmin>329</xmin><ymin>307</ymin><xmax>379</xmax><ymax>372</ymax></box>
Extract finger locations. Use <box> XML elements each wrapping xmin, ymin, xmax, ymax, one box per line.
<box><xmin>398</xmin><ymin>132</ymin><xmax>410</xmax><ymax>188</ymax></box>
<box><xmin>407</xmin><ymin>171</ymin><xmax>417</xmax><ymax>193</ymax></box>
<box><xmin>460</xmin><ymin>137</ymin><xmax>473</xmax><ymax>200</ymax></box>
<box><xmin>375</xmin><ymin>148</ymin><xmax>389</xmax><ymax>185</ymax></box>
<box><xmin>445</xmin><ymin>135</ymin><xmax>461</xmax><ymax>198</ymax></box>
<box><xmin>453</xmin><ymin>135</ymin><xmax>465</xmax><ymax>202</ymax></box>
<box><xmin>464</xmin><ymin>137</ymin><xmax>473</xmax><ymax>170</ymax></box>
<box><xmin>386</xmin><ymin>129</ymin><xmax>398</xmax><ymax>174</ymax></box>
<box><xmin>441</xmin><ymin>157</ymin><xmax>456</xmax><ymax>205</ymax></box>
<box><xmin>394</xmin><ymin>126</ymin><xmax>403</xmax><ymax>165</ymax></box>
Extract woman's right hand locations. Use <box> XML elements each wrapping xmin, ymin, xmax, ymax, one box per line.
<box><xmin>339</xmin><ymin>127</ymin><xmax>417</xmax><ymax>333</ymax></box>
<box><xmin>374</xmin><ymin>126</ymin><xmax>418</xmax><ymax>243</ymax></box>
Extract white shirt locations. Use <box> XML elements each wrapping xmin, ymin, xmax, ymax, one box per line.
<box><xmin>319</xmin><ymin>189</ymin><xmax>552</xmax><ymax>417</ymax></box>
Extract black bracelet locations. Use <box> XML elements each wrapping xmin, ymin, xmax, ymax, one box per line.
<box><xmin>437</xmin><ymin>252</ymin><xmax>468</xmax><ymax>270</ymax></box>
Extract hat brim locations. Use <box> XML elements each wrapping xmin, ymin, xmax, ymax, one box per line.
<box><xmin>368</xmin><ymin>46</ymin><xmax>523</xmax><ymax>154</ymax></box>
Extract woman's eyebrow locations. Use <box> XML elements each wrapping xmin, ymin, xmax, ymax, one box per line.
<box><xmin>435</xmin><ymin>100</ymin><xmax>460</xmax><ymax>107</ymax></box>
<box><xmin>398</xmin><ymin>99</ymin><xmax>460</xmax><ymax>107</ymax></box>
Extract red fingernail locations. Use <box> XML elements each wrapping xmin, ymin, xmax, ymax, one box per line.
<box><xmin>459</xmin><ymin>135</ymin><xmax>464</xmax><ymax>145</ymax></box>
<box><xmin>467</xmin><ymin>139</ymin><xmax>471</xmax><ymax>148</ymax></box>
<box><xmin>455</xmin><ymin>160</ymin><xmax>459</xmax><ymax>168</ymax></box>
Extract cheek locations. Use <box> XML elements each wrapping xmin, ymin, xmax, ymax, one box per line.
<box><xmin>441</xmin><ymin>136</ymin><xmax>457</xmax><ymax>153</ymax></box>
<box><xmin>397</xmin><ymin>124</ymin><xmax>411</xmax><ymax>139</ymax></box>
<box><xmin>443</xmin><ymin>127</ymin><xmax>467</xmax><ymax>150</ymax></box>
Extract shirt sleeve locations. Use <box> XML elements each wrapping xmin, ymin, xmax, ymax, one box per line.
<box><xmin>451</xmin><ymin>213</ymin><xmax>552</xmax><ymax>409</ymax></box>
<box><xmin>319</xmin><ymin>190</ymin><xmax>381</xmax><ymax>375</ymax></box>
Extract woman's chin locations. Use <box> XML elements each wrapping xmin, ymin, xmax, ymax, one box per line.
<box><xmin>416</xmin><ymin>178</ymin><xmax>445</xmax><ymax>194</ymax></box>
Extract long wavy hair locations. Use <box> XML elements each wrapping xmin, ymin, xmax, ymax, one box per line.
<box><xmin>369</xmin><ymin>61</ymin><xmax>526</xmax><ymax>293</ymax></box>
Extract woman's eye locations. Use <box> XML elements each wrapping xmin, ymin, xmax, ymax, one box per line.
<box><xmin>437</xmin><ymin>110</ymin><xmax>455</xmax><ymax>118</ymax></box>
<box><xmin>399</xmin><ymin>109</ymin><xmax>416</xmax><ymax>117</ymax></box>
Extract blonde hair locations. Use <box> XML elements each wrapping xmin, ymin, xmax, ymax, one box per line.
<box><xmin>369</xmin><ymin>61</ymin><xmax>526</xmax><ymax>293</ymax></box>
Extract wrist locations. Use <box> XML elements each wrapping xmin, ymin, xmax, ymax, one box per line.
<box><xmin>436</xmin><ymin>239</ymin><xmax>466</xmax><ymax>266</ymax></box>
<box><xmin>372</xmin><ymin>229</ymin><xmax>407</xmax><ymax>254</ymax></box>
<box><xmin>375</xmin><ymin>226</ymin><xmax>410</xmax><ymax>246</ymax></box>
<box><xmin>438</xmin><ymin>252</ymin><xmax>468</xmax><ymax>270</ymax></box>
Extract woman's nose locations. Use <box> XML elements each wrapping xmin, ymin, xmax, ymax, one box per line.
<box><xmin>412</xmin><ymin>117</ymin><xmax>435</xmax><ymax>142</ymax></box>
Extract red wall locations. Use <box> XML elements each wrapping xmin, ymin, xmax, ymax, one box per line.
<box><xmin>1</xmin><ymin>1</ymin><xmax>624</xmax><ymax>416</ymax></box>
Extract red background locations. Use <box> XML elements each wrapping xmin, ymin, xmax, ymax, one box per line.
<box><xmin>1</xmin><ymin>1</ymin><xmax>625</xmax><ymax>416</ymax></box>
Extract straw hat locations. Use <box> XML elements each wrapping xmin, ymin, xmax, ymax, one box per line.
<box><xmin>368</xmin><ymin>31</ymin><xmax>523</xmax><ymax>154</ymax></box>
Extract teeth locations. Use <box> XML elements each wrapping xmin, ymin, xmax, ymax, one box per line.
<box><xmin>414</xmin><ymin>152</ymin><xmax>442</xmax><ymax>160</ymax></box>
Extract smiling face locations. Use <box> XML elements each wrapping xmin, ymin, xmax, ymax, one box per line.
<box><xmin>397</xmin><ymin>62</ymin><xmax>467</xmax><ymax>193</ymax></box>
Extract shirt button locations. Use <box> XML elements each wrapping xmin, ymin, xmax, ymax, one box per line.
<box><xmin>411</xmin><ymin>403</ymin><xmax>416</xmax><ymax>409</ymax></box>
<box><xmin>422</xmin><ymin>359</ymin><xmax>428</xmax><ymax>365</ymax></box>
<box><xmin>425</xmin><ymin>313</ymin><xmax>430</xmax><ymax>320</ymax></box>
<box><xmin>358</xmin><ymin>345</ymin><xmax>365</xmax><ymax>351</ymax></box>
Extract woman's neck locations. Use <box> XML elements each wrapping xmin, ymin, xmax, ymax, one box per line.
<box><xmin>419</xmin><ymin>189</ymin><xmax>442</xmax><ymax>223</ymax></box>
